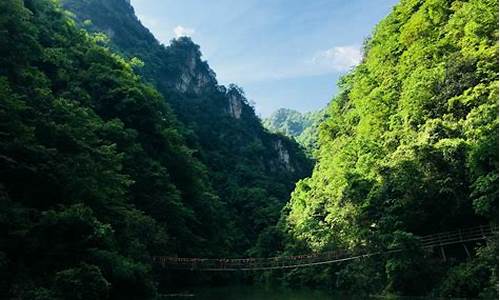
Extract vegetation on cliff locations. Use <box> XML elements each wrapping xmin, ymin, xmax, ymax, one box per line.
<box><xmin>264</xmin><ymin>108</ymin><xmax>326</xmax><ymax>155</ymax></box>
<box><xmin>62</xmin><ymin>0</ymin><xmax>313</xmax><ymax>255</ymax></box>
<box><xmin>0</xmin><ymin>0</ymin><xmax>497</xmax><ymax>299</ymax></box>
<box><xmin>283</xmin><ymin>0</ymin><xmax>498</xmax><ymax>297</ymax></box>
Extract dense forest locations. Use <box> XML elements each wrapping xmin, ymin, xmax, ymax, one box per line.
<box><xmin>61</xmin><ymin>0</ymin><xmax>313</xmax><ymax>256</ymax></box>
<box><xmin>0</xmin><ymin>0</ymin><xmax>498</xmax><ymax>299</ymax></box>
<box><xmin>282</xmin><ymin>0</ymin><xmax>499</xmax><ymax>297</ymax></box>
<box><xmin>0</xmin><ymin>0</ymin><xmax>310</xmax><ymax>298</ymax></box>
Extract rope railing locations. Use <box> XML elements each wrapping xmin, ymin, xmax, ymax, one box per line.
<box><xmin>418</xmin><ymin>224</ymin><xmax>496</xmax><ymax>247</ymax></box>
<box><xmin>153</xmin><ymin>224</ymin><xmax>497</xmax><ymax>271</ymax></box>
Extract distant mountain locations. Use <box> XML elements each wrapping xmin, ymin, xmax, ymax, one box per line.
<box><xmin>264</xmin><ymin>108</ymin><xmax>326</xmax><ymax>154</ymax></box>
<box><xmin>264</xmin><ymin>109</ymin><xmax>310</xmax><ymax>137</ymax></box>
<box><xmin>61</xmin><ymin>0</ymin><xmax>313</xmax><ymax>256</ymax></box>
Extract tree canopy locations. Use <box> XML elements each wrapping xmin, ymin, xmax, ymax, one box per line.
<box><xmin>61</xmin><ymin>0</ymin><xmax>313</xmax><ymax>256</ymax></box>
<box><xmin>0</xmin><ymin>0</ymin><xmax>497</xmax><ymax>298</ymax></box>
<box><xmin>283</xmin><ymin>0</ymin><xmax>498</xmax><ymax>297</ymax></box>
<box><xmin>264</xmin><ymin>108</ymin><xmax>326</xmax><ymax>155</ymax></box>
<box><xmin>0</xmin><ymin>0</ymin><xmax>226</xmax><ymax>298</ymax></box>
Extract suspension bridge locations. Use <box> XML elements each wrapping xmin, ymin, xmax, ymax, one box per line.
<box><xmin>153</xmin><ymin>224</ymin><xmax>497</xmax><ymax>271</ymax></box>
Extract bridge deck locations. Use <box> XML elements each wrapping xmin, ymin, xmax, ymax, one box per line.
<box><xmin>153</xmin><ymin>225</ymin><xmax>497</xmax><ymax>271</ymax></box>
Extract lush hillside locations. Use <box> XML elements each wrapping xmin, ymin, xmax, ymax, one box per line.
<box><xmin>264</xmin><ymin>108</ymin><xmax>326</xmax><ymax>155</ymax></box>
<box><xmin>1</xmin><ymin>0</ymin><xmax>497</xmax><ymax>298</ymax></box>
<box><xmin>264</xmin><ymin>109</ymin><xmax>312</xmax><ymax>137</ymax></box>
<box><xmin>0</xmin><ymin>0</ymin><xmax>230</xmax><ymax>298</ymax></box>
<box><xmin>61</xmin><ymin>0</ymin><xmax>313</xmax><ymax>256</ymax></box>
<box><xmin>283</xmin><ymin>0</ymin><xmax>498</xmax><ymax>297</ymax></box>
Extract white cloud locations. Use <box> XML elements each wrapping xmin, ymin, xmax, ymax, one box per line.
<box><xmin>173</xmin><ymin>25</ymin><xmax>195</xmax><ymax>38</ymax></box>
<box><xmin>312</xmin><ymin>46</ymin><xmax>362</xmax><ymax>71</ymax></box>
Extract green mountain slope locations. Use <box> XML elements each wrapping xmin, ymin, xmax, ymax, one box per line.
<box><xmin>283</xmin><ymin>0</ymin><xmax>498</xmax><ymax>297</ymax></box>
<box><xmin>263</xmin><ymin>108</ymin><xmax>326</xmax><ymax>154</ymax></box>
<box><xmin>1</xmin><ymin>0</ymin><xmax>497</xmax><ymax>298</ymax></box>
<box><xmin>60</xmin><ymin>0</ymin><xmax>313</xmax><ymax>255</ymax></box>
<box><xmin>0</xmin><ymin>0</ymin><xmax>226</xmax><ymax>298</ymax></box>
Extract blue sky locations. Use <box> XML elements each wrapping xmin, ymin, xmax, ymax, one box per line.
<box><xmin>130</xmin><ymin>0</ymin><xmax>399</xmax><ymax>117</ymax></box>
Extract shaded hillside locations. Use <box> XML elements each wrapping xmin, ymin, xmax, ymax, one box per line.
<box><xmin>0</xmin><ymin>0</ymin><xmax>225</xmax><ymax>298</ymax></box>
<box><xmin>61</xmin><ymin>0</ymin><xmax>313</xmax><ymax>254</ymax></box>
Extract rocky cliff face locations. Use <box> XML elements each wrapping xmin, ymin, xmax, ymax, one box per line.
<box><xmin>62</xmin><ymin>0</ymin><xmax>216</xmax><ymax>96</ymax></box>
<box><xmin>227</xmin><ymin>95</ymin><xmax>242</xmax><ymax>119</ymax></box>
<box><xmin>167</xmin><ymin>37</ymin><xmax>218</xmax><ymax>95</ymax></box>
<box><xmin>226</xmin><ymin>89</ymin><xmax>243</xmax><ymax>119</ymax></box>
<box><xmin>273</xmin><ymin>139</ymin><xmax>293</xmax><ymax>172</ymax></box>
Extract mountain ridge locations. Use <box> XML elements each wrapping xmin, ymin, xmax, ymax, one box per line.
<box><xmin>61</xmin><ymin>0</ymin><xmax>313</xmax><ymax>256</ymax></box>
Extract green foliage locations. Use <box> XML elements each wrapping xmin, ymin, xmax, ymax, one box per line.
<box><xmin>284</xmin><ymin>0</ymin><xmax>498</xmax><ymax>297</ymax></box>
<box><xmin>2</xmin><ymin>0</ymin><xmax>496</xmax><ymax>297</ymax></box>
<box><xmin>264</xmin><ymin>108</ymin><xmax>326</xmax><ymax>155</ymax></box>
<box><xmin>54</xmin><ymin>264</ymin><xmax>110</xmax><ymax>300</ymax></box>
<box><xmin>0</xmin><ymin>0</ymin><xmax>227</xmax><ymax>297</ymax></box>
<box><xmin>23</xmin><ymin>288</ymin><xmax>58</xmax><ymax>300</ymax></box>
<box><xmin>437</xmin><ymin>240</ymin><xmax>499</xmax><ymax>298</ymax></box>
<box><xmin>1</xmin><ymin>0</ymin><xmax>312</xmax><ymax>298</ymax></box>
<box><xmin>89</xmin><ymin>250</ymin><xmax>156</xmax><ymax>299</ymax></box>
<box><xmin>61</xmin><ymin>0</ymin><xmax>313</xmax><ymax>257</ymax></box>
<box><xmin>335</xmin><ymin>259</ymin><xmax>385</xmax><ymax>295</ymax></box>
<box><xmin>264</xmin><ymin>109</ymin><xmax>312</xmax><ymax>137</ymax></box>
<box><xmin>383</xmin><ymin>232</ymin><xmax>438</xmax><ymax>295</ymax></box>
